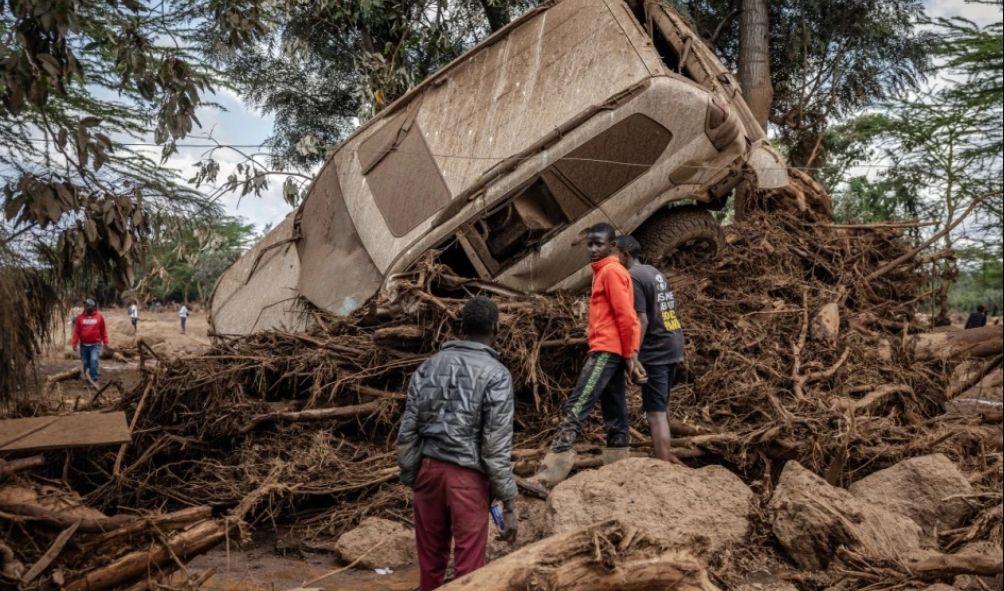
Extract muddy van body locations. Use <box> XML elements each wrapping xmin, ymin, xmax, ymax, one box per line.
<box><xmin>211</xmin><ymin>0</ymin><xmax>788</xmax><ymax>335</ymax></box>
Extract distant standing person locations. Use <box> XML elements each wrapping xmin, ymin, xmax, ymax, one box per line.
<box><xmin>615</xmin><ymin>236</ymin><xmax>685</xmax><ymax>462</ymax></box>
<box><xmin>128</xmin><ymin>301</ymin><xmax>139</xmax><ymax>332</ymax></box>
<box><xmin>397</xmin><ymin>297</ymin><xmax>518</xmax><ymax>590</ymax></box>
<box><xmin>71</xmin><ymin>298</ymin><xmax>109</xmax><ymax>384</ymax></box>
<box><xmin>178</xmin><ymin>303</ymin><xmax>189</xmax><ymax>334</ymax></box>
<box><xmin>965</xmin><ymin>305</ymin><xmax>988</xmax><ymax>329</ymax></box>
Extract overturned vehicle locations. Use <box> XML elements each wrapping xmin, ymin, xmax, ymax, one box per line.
<box><xmin>211</xmin><ymin>0</ymin><xmax>790</xmax><ymax>336</ymax></box>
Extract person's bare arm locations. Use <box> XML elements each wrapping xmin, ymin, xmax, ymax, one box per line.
<box><xmin>638</xmin><ymin>312</ymin><xmax>649</xmax><ymax>338</ymax></box>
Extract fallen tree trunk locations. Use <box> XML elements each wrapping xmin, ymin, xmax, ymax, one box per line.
<box><xmin>0</xmin><ymin>454</ymin><xmax>44</xmax><ymax>477</ymax></box>
<box><xmin>947</xmin><ymin>355</ymin><xmax>1003</xmax><ymax>399</ymax></box>
<box><xmin>0</xmin><ymin>503</ymin><xmax>134</xmax><ymax>533</ymax></box>
<box><xmin>63</xmin><ymin>518</ymin><xmax>227</xmax><ymax>591</ymax></box>
<box><xmin>906</xmin><ymin>551</ymin><xmax>1004</xmax><ymax>579</ymax></box>
<box><xmin>80</xmin><ymin>506</ymin><xmax>213</xmax><ymax>553</ymax></box>
<box><xmin>240</xmin><ymin>400</ymin><xmax>384</xmax><ymax>433</ymax></box>
<box><xmin>911</xmin><ymin>325</ymin><xmax>1003</xmax><ymax>362</ymax></box>
<box><xmin>372</xmin><ymin>324</ymin><xmax>426</xmax><ymax>345</ymax></box>
<box><xmin>440</xmin><ymin>519</ymin><xmax>720</xmax><ymax>591</ymax></box>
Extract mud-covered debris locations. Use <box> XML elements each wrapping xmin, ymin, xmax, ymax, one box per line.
<box><xmin>546</xmin><ymin>457</ymin><xmax>753</xmax><ymax>556</ymax></box>
<box><xmin>769</xmin><ymin>461</ymin><xmax>924</xmax><ymax>570</ymax></box>
<box><xmin>849</xmin><ymin>454</ymin><xmax>974</xmax><ymax>532</ymax></box>
<box><xmin>441</xmin><ymin>519</ymin><xmax>720</xmax><ymax>591</ymax></box>
<box><xmin>334</xmin><ymin>517</ymin><xmax>416</xmax><ymax>569</ymax></box>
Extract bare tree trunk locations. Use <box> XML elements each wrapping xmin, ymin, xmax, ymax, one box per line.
<box><xmin>478</xmin><ymin>0</ymin><xmax>510</xmax><ymax>32</ymax></box>
<box><xmin>738</xmin><ymin>0</ymin><xmax>772</xmax><ymax>132</ymax></box>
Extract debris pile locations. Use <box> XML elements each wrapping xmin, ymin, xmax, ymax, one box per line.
<box><xmin>0</xmin><ymin>474</ymin><xmax>230</xmax><ymax>590</ymax></box>
<box><xmin>3</xmin><ymin>208</ymin><xmax>1002</xmax><ymax>589</ymax></box>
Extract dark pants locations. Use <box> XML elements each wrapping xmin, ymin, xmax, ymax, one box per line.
<box><xmin>79</xmin><ymin>344</ymin><xmax>101</xmax><ymax>382</ymax></box>
<box><xmin>413</xmin><ymin>457</ymin><xmax>489</xmax><ymax>590</ymax></box>
<box><xmin>641</xmin><ymin>362</ymin><xmax>678</xmax><ymax>413</ymax></box>
<box><xmin>179</xmin><ymin>316</ymin><xmax>187</xmax><ymax>332</ymax></box>
<box><xmin>551</xmin><ymin>352</ymin><xmax>628</xmax><ymax>452</ymax></box>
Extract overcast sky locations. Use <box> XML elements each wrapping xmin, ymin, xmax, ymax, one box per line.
<box><xmin>161</xmin><ymin>0</ymin><xmax>1002</xmax><ymax>232</ymax></box>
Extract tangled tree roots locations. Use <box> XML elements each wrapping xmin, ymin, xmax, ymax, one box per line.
<box><xmin>24</xmin><ymin>209</ymin><xmax>998</xmax><ymax>590</ymax></box>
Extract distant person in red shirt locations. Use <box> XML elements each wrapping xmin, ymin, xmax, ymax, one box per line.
<box><xmin>71</xmin><ymin>298</ymin><xmax>109</xmax><ymax>384</ymax></box>
<box><xmin>532</xmin><ymin>223</ymin><xmax>643</xmax><ymax>488</ymax></box>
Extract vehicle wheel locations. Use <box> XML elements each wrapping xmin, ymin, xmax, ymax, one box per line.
<box><xmin>633</xmin><ymin>206</ymin><xmax>724</xmax><ymax>267</ymax></box>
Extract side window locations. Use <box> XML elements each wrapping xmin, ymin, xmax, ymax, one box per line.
<box><xmin>359</xmin><ymin>115</ymin><xmax>451</xmax><ymax>237</ymax></box>
<box><xmin>459</xmin><ymin>115</ymin><xmax>670</xmax><ymax>273</ymax></box>
<box><xmin>476</xmin><ymin>176</ymin><xmax>575</xmax><ymax>262</ymax></box>
<box><xmin>552</xmin><ymin>113</ymin><xmax>671</xmax><ymax>205</ymax></box>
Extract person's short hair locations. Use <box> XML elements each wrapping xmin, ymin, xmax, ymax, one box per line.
<box><xmin>461</xmin><ymin>296</ymin><xmax>498</xmax><ymax>337</ymax></box>
<box><xmin>977</xmin><ymin>304</ymin><xmax>987</xmax><ymax>313</ymax></box>
<box><xmin>586</xmin><ymin>222</ymin><xmax>617</xmax><ymax>242</ymax></box>
<box><xmin>615</xmin><ymin>235</ymin><xmax>642</xmax><ymax>258</ymax></box>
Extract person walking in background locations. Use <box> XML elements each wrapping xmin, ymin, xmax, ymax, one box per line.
<box><xmin>397</xmin><ymin>296</ymin><xmax>518</xmax><ymax>590</ymax></box>
<box><xmin>71</xmin><ymin>298</ymin><xmax>109</xmax><ymax>385</ymax></box>
<box><xmin>616</xmin><ymin>235</ymin><xmax>685</xmax><ymax>463</ymax></box>
<box><xmin>965</xmin><ymin>304</ymin><xmax>988</xmax><ymax>329</ymax></box>
<box><xmin>128</xmin><ymin>301</ymin><xmax>139</xmax><ymax>332</ymax></box>
<box><xmin>178</xmin><ymin>303</ymin><xmax>189</xmax><ymax>334</ymax></box>
<box><xmin>531</xmin><ymin>223</ymin><xmax>643</xmax><ymax>488</ymax></box>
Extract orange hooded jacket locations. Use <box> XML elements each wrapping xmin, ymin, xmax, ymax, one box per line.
<box><xmin>587</xmin><ymin>256</ymin><xmax>640</xmax><ymax>358</ymax></box>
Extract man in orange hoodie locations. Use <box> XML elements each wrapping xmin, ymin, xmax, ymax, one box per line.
<box><xmin>532</xmin><ymin>223</ymin><xmax>642</xmax><ymax>488</ymax></box>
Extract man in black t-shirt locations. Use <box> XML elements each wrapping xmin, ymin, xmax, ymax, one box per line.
<box><xmin>615</xmin><ymin>235</ymin><xmax>685</xmax><ymax>462</ymax></box>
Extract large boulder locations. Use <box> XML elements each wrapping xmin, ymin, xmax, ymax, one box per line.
<box><xmin>333</xmin><ymin>517</ymin><xmax>416</xmax><ymax>569</ymax></box>
<box><xmin>546</xmin><ymin>458</ymin><xmax>754</xmax><ymax>556</ymax></box>
<box><xmin>848</xmin><ymin>454</ymin><xmax>973</xmax><ymax>532</ymax></box>
<box><xmin>769</xmin><ymin>461</ymin><xmax>924</xmax><ymax>570</ymax></box>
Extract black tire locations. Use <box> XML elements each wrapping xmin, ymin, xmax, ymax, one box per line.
<box><xmin>633</xmin><ymin>206</ymin><xmax>724</xmax><ymax>267</ymax></box>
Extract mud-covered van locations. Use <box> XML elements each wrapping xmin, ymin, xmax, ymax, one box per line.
<box><xmin>211</xmin><ymin>0</ymin><xmax>789</xmax><ymax>336</ymax></box>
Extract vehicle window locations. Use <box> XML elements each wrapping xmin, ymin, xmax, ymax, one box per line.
<box><xmin>477</xmin><ymin>177</ymin><xmax>571</xmax><ymax>262</ymax></box>
<box><xmin>360</xmin><ymin>121</ymin><xmax>450</xmax><ymax>237</ymax></box>
<box><xmin>553</xmin><ymin>113</ymin><xmax>671</xmax><ymax>205</ymax></box>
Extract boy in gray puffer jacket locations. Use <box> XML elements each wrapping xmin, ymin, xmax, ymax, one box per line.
<box><xmin>397</xmin><ymin>296</ymin><xmax>518</xmax><ymax>590</ymax></box>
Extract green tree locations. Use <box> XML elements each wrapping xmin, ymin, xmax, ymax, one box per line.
<box><xmin>678</xmin><ymin>0</ymin><xmax>934</xmax><ymax>167</ymax></box>
<box><xmin>825</xmin><ymin>7</ymin><xmax>1002</xmax><ymax>321</ymax></box>
<box><xmin>929</xmin><ymin>9</ymin><xmax>1004</xmax><ymax>235</ymax></box>
<box><xmin>138</xmin><ymin>215</ymin><xmax>256</xmax><ymax>304</ymax></box>
<box><xmin>1</xmin><ymin>1</ymin><xmax>268</xmax><ymax>399</ymax></box>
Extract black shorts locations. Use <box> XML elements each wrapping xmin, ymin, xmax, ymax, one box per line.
<box><xmin>641</xmin><ymin>362</ymin><xmax>678</xmax><ymax>413</ymax></box>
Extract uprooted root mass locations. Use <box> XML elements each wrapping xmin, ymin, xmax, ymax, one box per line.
<box><xmin>5</xmin><ymin>209</ymin><xmax>1001</xmax><ymax>590</ymax></box>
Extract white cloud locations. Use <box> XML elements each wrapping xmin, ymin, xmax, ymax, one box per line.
<box><xmin>924</xmin><ymin>0</ymin><xmax>1002</xmax><ymax>25</ymax></box>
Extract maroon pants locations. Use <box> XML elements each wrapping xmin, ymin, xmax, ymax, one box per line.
<box><xmin>413</xmin><ymin>457</ymin><xmax>489</xmax><ymax>590</ymax></box>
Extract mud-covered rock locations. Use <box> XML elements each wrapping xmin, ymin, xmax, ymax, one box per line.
<box><xmin>849</xmin><ymin>454</ymin><xmax>973</xmax><ymax>532</ymax></box>
<box><xmin>769</xmin><ymin>461</ymin><xmax>924</xmax><ymax>570</ymax></box>
<box><xmin>546</xmin><ymin>457</ymin><xmax>753</xmax><ymax>555</ymax></box>
<box><xmin>334</xmin><ymin>517</ymin><xmax>416</xmax><ymax>569</ymax></box>
<box><xmin>811</xmin><ymin>302</ymin><xmax>840</xmax><ymax>342</ymax></box>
